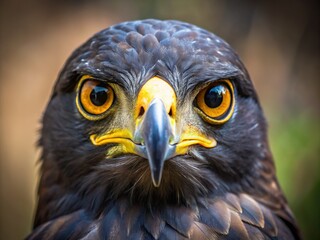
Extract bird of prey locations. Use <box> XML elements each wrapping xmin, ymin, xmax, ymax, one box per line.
<box><xmin>27</xmin><ymin>19</ymin><xmax>300</xmax><ymax>239</ymax></box>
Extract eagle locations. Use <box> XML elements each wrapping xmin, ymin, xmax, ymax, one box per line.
<box><xmin>27</xmin><ymin>19</ymin><xmax>300</xmax><ymax>239</ymax></box>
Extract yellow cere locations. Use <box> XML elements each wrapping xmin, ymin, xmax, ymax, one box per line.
<box><xmin>135</xmin><ymin>76</ymin><xmax>176</xmax><ymax>119</ymax></box>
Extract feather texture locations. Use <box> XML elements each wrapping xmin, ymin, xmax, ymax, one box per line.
<box><xmin>27</xmin><ymin>19</ymin><xmax>300</xmax><ymax>240</ymax></box>
<box><xmin>27</xmin><ymin>193</ymin><xmax>298</xmax><ymax>239</ymax></box>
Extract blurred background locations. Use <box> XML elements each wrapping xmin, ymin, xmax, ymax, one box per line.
<box><xmin>0</xmin><ymin>0</ymin><xmax>319</xmax><ymax>239</ymax></box>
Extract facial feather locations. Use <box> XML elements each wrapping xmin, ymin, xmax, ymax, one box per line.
<box><xmin>29</xmin><ymin>19</ymin><xmax>300</xmax><ymax>239</ymax></box>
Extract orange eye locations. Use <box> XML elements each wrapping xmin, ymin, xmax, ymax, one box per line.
<box><xmin>195</xmin><ymin>80</ymin><xmax>234</xmax><ymax>124</ymax></box>
<box><xmin>76</xmin><ymin>76</ymin><xmax>114</xmax><ymax>120</ymax></box>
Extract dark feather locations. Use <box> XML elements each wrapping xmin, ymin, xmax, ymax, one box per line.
<box><xmin>162</xmin><ymin>206</ymin><xmax>197</xmax><ymax>238</ymax></box>
<box><xmin>27</xmin><ymin>19</ymin><xmax>300</xmax><ymax>240</ymax></box>
<box><xmin>199</xmin><ymin>200</ymin><xmax>231</xmax><ymax>235</ymax></box>
<box><xmin>260</xmin><ymin>205</ymin><xmax>278</xmax><ymax>237</ymax></box>
<box><xmin>143</xmin><ymin>212</ymin><xmax>165</xmax><ymax>239</ymax></box>
<box><xmin>239</xmin><ymin>194</ymin><xmax>265</xmax><ymax>228</ymax></box>
<box><xmin>220</xmin><ymin>211</ymin><xmax>250</xmax><ymax>240</ymax></box>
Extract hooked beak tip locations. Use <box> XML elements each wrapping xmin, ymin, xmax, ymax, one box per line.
<box><xmin>151</xmin><ymin>170</ymin><xmax>163</xmax><ymax>187</ymax></box>
<box><xmin>137</xmin><ymin>98</ymin><xmax>174</xmax><ymax>188</ymax></box>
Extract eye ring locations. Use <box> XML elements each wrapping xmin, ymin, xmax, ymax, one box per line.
<box><xmin>76</xmin><ymin>75</ymin><xmax>114</xmax><ymax>120</ymax></box>
<box><xmin>195</xmin><ymin>79</ymin><xmax>235</xmax><ymax>124</ymax></box>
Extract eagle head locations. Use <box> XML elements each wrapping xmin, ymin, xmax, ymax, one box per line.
<box><xmin>30</xmin><ymin>19</ymin><xmax>300</xmax><ymax>240</ymax></box>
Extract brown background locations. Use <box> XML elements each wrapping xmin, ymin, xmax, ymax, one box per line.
<box><xmin>0</xmin><ymin>0</ymin><xmax>319</xmax><ymax>239</ymax></box>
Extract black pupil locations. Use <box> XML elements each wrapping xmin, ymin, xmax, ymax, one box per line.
<box><xmin>204</xmin><ymin>85</ymin><xmax>225</xmax><ymax>108</ymax></box>
<box><xmin>90</xmin><ymin>84</ymin><xmax>109</xmax><ymax>106</ymax></box>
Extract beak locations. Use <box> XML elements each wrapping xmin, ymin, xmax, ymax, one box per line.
<box><xmin>133</xmin><ymin>77</ymin><xmax>177</xmax><ymax>187</ymax></box>
<box><xmin>90</xmin><ymin>76</ymin><xmax>216</xmax><ymax>187</ymax></box>
<box><xmin>135</xmin><ymin>98</ymin><xmax>175</xmax><ymax>187</ymax></box>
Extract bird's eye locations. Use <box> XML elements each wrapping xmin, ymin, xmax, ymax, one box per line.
<box><xmin>76</xmin><ymin>76</ymin><xmax>114</xmax><ymax>120</ymax></box>
<box><xmin>195</xmin><ymin>80</ymin><xmax>235</xmax><ymax>124</ymax></box>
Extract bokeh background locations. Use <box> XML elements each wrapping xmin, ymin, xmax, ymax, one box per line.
<box><xmin>0</xmin><ymin>0</ymin><xmax>319</xmax><ymax>239</ymax></box>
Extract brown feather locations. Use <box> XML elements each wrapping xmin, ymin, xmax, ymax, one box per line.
<box><xmin>162</xmin><ymin>205</ymin><xmax>197</xmax><ymax>238</ymax></box>
<box><xmin>260</xmin><ymin>205</ymin><xmax>278</xmax><ymax>237</ymax></box>
<box><xmin>144</xmin><ymin>212</ymin><xmax>165</xmax><ymax>239</ymax></box>
<box><xmin>191</xmin><ymin>222</ymin><xmax>219</xmax><ymax>240</ymax></box>
<box><xmin>239</xmin><ymin>194</ymin><xmax>265</xmax><ymax>228</ymax></box>
<box><xmin>224</xmin><ymin>193</ymin><xmax>242</xmax><ymax>213</ymax></box>
<box><xmin>28</xmin><ymin>19</ymin><xmax>300</xmax><ymax>240</ymax></box>
<box><xmin>224</xmin><ymin>211</ymin><xmax>250</xmax><ymax>240</ymax></box>
<box><xmin>199</xmin><ymin>199</ymin><xmax>231</xmax><ymax>235</ymax></box>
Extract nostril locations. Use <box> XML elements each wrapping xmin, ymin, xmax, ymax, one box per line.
<box><xmin>168</xmin><ymin>107</ymin><xmax>173</xmax><ymax>117</ymax></box>
<box><xmin>138</xmin><ymin>106</ymin><xmax>145</xmax><ymax>117</ymax></box>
